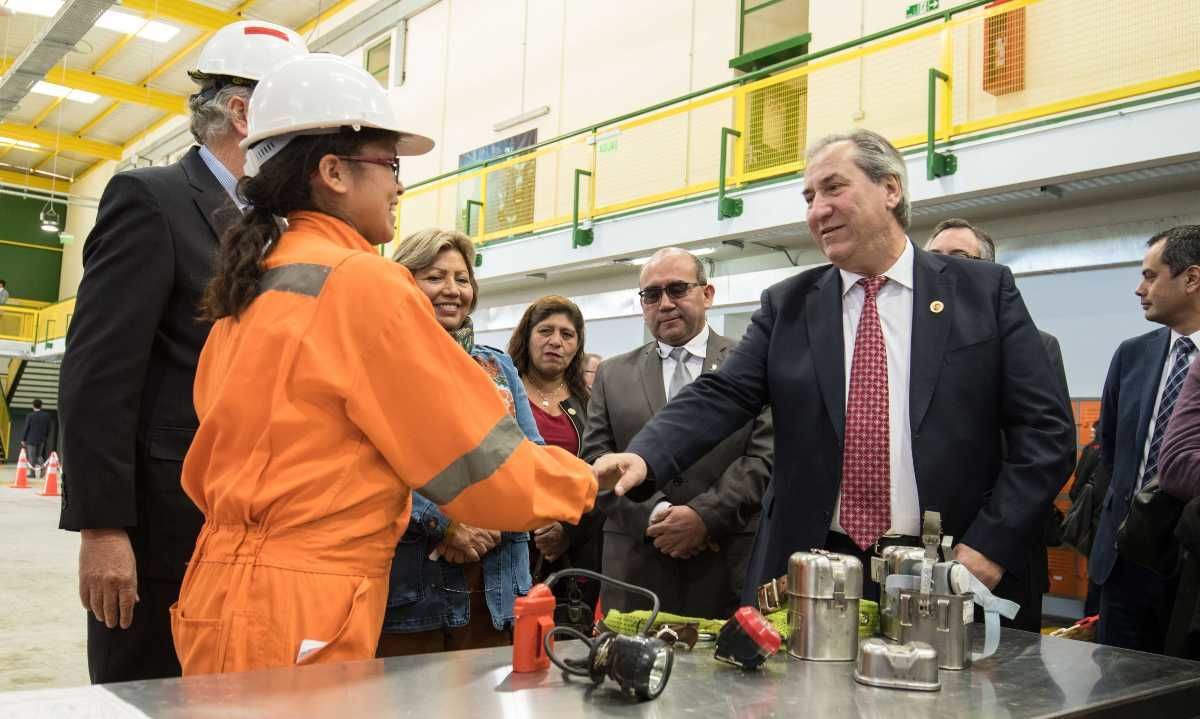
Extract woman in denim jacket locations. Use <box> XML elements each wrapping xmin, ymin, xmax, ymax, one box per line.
<box><xmin>379</xmin><ymin>228</ymin><xmax>539</xmax><ymax>655</ymax></box>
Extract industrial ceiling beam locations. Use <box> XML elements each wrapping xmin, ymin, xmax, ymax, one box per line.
<box><xmin>0</xmin><ymin>123</ymin><xmax>122</xmax><ymax>160</ymax></box>
<box><xmin>0</xmin><ymin>0</ymin><xmax>117</xmax><ymax>121</ymax></box>
<box><xmin>118</xmin><ymin>0</ymin><xmax>244</xmax><ymax>32</ymax></box>
<box><xmin>0</xmin><ymin>168</ymin><xmax>59</xmax><ymax>193</ymax></box>
<box><xmin>0</xmin><ymin>60</ymin><xmax>187</xmax><ymax>115</ymax></box>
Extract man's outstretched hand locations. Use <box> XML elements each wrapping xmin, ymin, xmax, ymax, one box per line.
<box><xmin>593</xmin><ymin>453</ymin><xmax>649</xmax><ymax>495</ymax></box>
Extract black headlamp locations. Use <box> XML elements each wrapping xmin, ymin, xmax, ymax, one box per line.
<box><xmin>589</xmin><ymin>632</ymin><xmax>674</xmax><ymax>701</ymax></box>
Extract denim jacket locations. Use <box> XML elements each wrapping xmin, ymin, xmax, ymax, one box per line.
<box><xmin>383</xmin><ymin>345</ymin><xmax>539</xmax><ymax>633</ymax></box>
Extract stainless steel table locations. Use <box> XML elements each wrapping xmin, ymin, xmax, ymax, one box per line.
<box><xmin>86</xmin><ymin>627</ymin><xmax>1200</xmax><ymax>717</ymax></box>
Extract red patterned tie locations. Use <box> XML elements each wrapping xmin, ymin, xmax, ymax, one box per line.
<box><xmin>840</xmin><ymin>276</ymin><xmax>891</xmax><ymax>550</ymax></box>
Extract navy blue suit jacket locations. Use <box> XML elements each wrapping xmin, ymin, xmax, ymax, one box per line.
<box><xmin>626</xmin><ymin>244</ymin><xmax>1076</xmax><ymax>602</ymax></box>
<box><xmin>1090</xmin><ymin>327</ymin><xmax>1171</xmax><ymax>586</ymax></box>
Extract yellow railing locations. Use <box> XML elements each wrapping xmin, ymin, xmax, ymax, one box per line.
<box><xmin>391</xmin><ymin>0</ymin><xmax>1200</xmax><ymax>252</ymax></box>
<box><xmin>0</xmin><ymin>296</ymin><xmax>75</xmax><ymax>348</ymax></box>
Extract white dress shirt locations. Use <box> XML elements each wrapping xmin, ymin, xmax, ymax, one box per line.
<box><xmin>650</xmin><ymin>325</ymin><xmax>711</xmax><ymax>522</ymax></box>
<box><xmin>831</xmin><ymin>241</ymin><xmax>921</xmax><ymax>537</ymax></box>
<box><xmin>657</xmin><ymin>325</ymin><xmax>710</xmax><ymax>394</ymax></box>
<box><xmin>1136</xmin><ymin>328</ymin><xmax>1200</xmax><ymax>484</ymax></box>
<box><xmin>198</xmin><ymin>144</ymin><xmax>247</xmax><ymax>212</ymax></box>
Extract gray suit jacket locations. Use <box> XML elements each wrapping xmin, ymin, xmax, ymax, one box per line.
<box><xmin>581</xmin><ymin>330</ymin><xmax>773</xmax><ymax>618</ymax></box>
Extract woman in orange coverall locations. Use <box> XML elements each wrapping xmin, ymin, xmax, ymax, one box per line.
<box><xmin>170</xmin><ymin>53</ymin><xmax>598</xmax><ymax>675</ymax></box>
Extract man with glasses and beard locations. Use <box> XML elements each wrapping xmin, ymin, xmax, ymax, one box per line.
<box><xmin>581</xmin><ymin>247</ymin><xmax>773</xmax><ymax>619</ymax></box>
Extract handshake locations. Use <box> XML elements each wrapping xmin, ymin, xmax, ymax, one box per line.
<box><xmin>592</xmin><ymin>452</ymin><xmax>651</xmax><ymax>495</ymax></box>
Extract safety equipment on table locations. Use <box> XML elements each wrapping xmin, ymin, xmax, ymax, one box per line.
<box><xmin>240</xmin><ymin>54</ymin><xmax>434</xmax><ymax>177</ymax></box>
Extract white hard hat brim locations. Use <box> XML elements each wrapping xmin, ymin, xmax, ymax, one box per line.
<box><xmin>241</xmin><ymin>119</ymin><xmax>434</xmax><ymax>155</ymax></box>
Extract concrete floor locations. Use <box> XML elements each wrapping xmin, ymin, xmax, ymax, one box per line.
<box><xmin>0</xmin><ymin>466</ymin><xmax>90</xmax><ymax>691</ymax></box>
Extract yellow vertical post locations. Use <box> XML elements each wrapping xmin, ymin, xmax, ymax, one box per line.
<box><xmin>478</xmin><ymin>169</ymin><xmax>489</xmax><ymax>241</ymax></box>
<box><xmin>939</xmin><ymin>24</ymin><xmax>954</xmax><ymax>142</ymax></box>
<box><xmin>587</xmin><ymin>132</ymin><xmax>598</xmax><ymax>223</ymax></box>
<box><xmin>732</xmin><ymin>90</ymin><xmax>747</xmax><ymax>183</ymax></box>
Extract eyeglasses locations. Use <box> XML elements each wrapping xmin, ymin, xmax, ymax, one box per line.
<box><xmin>930</xmin><ymin>249</ymin><xmax>981</xmax><ymax>260</ymax></box>
<box><xmin>337</xmin><ymin>155</ymin><xmax>401</xmax><ymax>182</ymax></box>
<box><xmin>638</xmin><ymin>282</ymin><xmax>703</xmax><ymax>305</ymax></box>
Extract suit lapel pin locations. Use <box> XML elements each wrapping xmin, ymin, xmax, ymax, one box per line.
<box><xmin>567</xmin><ymin>407</ymin><xmax>576</xmax><ymax>416</ymax></box>
<box><xmin>930</xmin><ymin>300</ymin><xmax>945</xmax><ymax>314</ymax></box>
<box><xmin>710</xmin><ymin>363</ymin><xmax>718</xmax><ymax>371</ymax></box>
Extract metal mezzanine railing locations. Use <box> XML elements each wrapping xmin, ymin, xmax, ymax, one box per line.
<box><xmin>390</xmin><ymin>0</ymin><xmax>1200</xmax><ymax>254</ymax></box>
<box><xmin>0</xmin><ymin>297</ymin><xmax>75</xmax><ymax>350</ymax></box>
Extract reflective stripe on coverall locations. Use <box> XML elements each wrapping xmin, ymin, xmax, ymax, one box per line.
<box><xmin>171</xmin><ymin>211</ymin><xmax>597</xmax><ymax>674</ymax></box>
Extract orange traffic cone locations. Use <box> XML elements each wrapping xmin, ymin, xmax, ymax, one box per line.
<box><xmin>10</xmin><ymin>448</ymin><xmax>30</xmax><ymax>489</ymax></box>
<box><xmin>38</xmin><ymin>452</ymin><xmax>60</xmax><ymax>497</ymax></box>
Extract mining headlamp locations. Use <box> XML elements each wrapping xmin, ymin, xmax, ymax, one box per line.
<box><xmin>589</xmin><ymin>632</ymin><xmax>674</xmax><ymax>701</ymax></box>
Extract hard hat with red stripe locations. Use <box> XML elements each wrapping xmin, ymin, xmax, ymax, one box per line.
<box><xmin>189</xmin><ymin>20</ymin><xmax>309</xmax><ymax>85</ymax></box>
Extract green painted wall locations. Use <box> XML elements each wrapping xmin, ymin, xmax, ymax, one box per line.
<box><xmin>0</xmin><ymin>194</ymin><xmax>66</xmax><ymax>303</ymax></box>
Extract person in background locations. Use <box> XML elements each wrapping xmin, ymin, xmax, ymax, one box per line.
<box><xmin>582</xmin><ymin>353</ymin><xmax>603</xmax><ymax>391</ymax></box>
<box><xmin>56</xmin><ymin>21</ymin><xmax>308</xmax><ymax>684</ymax></box>
<box><xmin>1162</xmin><ymin>342</ymin><xmax>1200</xmax><ymax>502</ymax></box>
<box><xmin>595</xmin><ymin>131</ymin><xmax>1074</xmax><ymax>626</ymax></box>
<box><xmin>508</xmin><ymin>296</ymin><xmax>603</xmax><ymax>625</ymax></box>
<box><xmin>926</xmin><ymin>216</ymin><xmax>1074</xmax><ymax>631</ymax></box>
<box><xmin>1091</xmin><ymin>225</ymin><xmax>1200</xmax><ymax>653</ymax></box>
<box><xmin>172</xmin><ymin>54</ymin><xmax>598</xmax><ymax>675</ymax></box>
<box><xmin>0</xmin><ymin>279</ymin><xmax>10</xmax><ymax>305</ymax></box>
<box><xmin>1070</xmin><ymin>420</ymin><xmax>1108</xmax><ymax>616</ymax></box>
<box><xmin>22</xmin><ymin>398</ymin><xmax>52</xmax><ymax>478</ymax></box>
<box><xmin>583</xmin><ymin>247</ymin><xmax>773</xmax><ymax>618</ymax></box>
<box><xmin>380</xmin><ymin>229</ymin><xmax>545</xmax><ymax>656</ymax></box>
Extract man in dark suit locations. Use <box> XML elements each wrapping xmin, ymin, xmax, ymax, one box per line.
<box><xmin>596</xmin><ymin>130</ymin><xmax>1074</xmax><ymax>626</ymax></box>
<box><xmin>582</xmin><ymin>248</ymin><xmax>773</xmax><ymax>618</ymax></box>
<box><xmin>22</xmin><ymin>398</ymin><xmax>52</xmax><ymax>477</ymax></box>
<box><xmin>57</xmin><ymin>21</ymin><xmax>307</xmax><ymax>684</ymax></box>
<box><xmin>926</xmin><ymin>217</ymin><xmax>1075</xmax><ymax>630</ymax></box>
<box><xmin>1091</xmin><ymin>225</ymin><xmax>1200</xmax><ymax>653</ymax></box>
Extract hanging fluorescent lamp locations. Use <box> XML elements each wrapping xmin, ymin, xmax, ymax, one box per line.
<box><xmin>39</xmin><ymin>205</ymin><xmax>61</xmax><ymax>233</ymax></box>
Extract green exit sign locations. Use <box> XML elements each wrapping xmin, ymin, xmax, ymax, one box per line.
<box><xmin>906</xmin><ymin>0</ymin><xmax>940</xmax><ymax>17</ymax></box>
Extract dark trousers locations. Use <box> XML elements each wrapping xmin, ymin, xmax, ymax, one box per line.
<box><xmin>1097</xmin><ymin>557</ymin><xmax>1177</xmax><ymax>653</ymax></box>
<box><xmin>87</xmin><ymin>576</ymin><xmax>182</xmax><ymax>684</ymax></box>
<box><xmin>24</xmin><ymin>442</ymin><xmax>45</xmax><ymax>475</ymax></box>
<box><xmin>824</xmin><ymin>531</ymin><xmax>1042</xmax><ymax>631</ymax></box>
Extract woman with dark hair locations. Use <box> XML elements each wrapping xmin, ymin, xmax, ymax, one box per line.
<box><xmin>172</xmin><ymin>54</ymin><xmax>597</xmax><ymax>675</ymax></box>
<box><xmin>508</xmin><ymin>296</ymin><xmax>603</xmax><ymax>626</ymax></box>
<box><xmin>379</xmin><ymin>228</ymin><xmax>542</xmax><ymax>656</ymax></box>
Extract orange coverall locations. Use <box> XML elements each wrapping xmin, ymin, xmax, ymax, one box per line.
<box><xmin>171</xmin><ymin>211</ymin><xmax>597</xmax><ymax>675</ymax></box>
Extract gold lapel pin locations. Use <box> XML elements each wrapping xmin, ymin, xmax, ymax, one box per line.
<box><xmin>930</xmin><ymin>300</ymin><xmax>945</xmax><ymax>314</ymax></box>
<box><xmin>567</xmin><ymin>408</ymin><xmax>576</xmax><ymax>416</ymax></box>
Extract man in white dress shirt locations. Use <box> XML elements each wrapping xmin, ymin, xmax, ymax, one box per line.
<box><xmin>580</xmin><ymin>248</ymin><xmax>774</xmax><ymax>618</ymax></box>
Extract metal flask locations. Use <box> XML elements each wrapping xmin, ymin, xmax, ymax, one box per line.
<box><xmin>896</xmin><ymin>587</ymin><xmax>973</xmax><ymax>670</ymax></box>
<box><xmin>853</xmin><ymin>638</ymin><xmax>941</xmax><ymax>691</ymax></box>
<box><xmin>787</xmin><ymin>550</ymin><xmax>862</xmax><ymax>661</ymax></box>
<box><xmin>872</xmin><ymin>545</ymin><xmax>927</xmax><ymax>641</ymax></box>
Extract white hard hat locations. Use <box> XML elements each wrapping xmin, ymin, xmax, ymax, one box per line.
<box><xmin>189</xmin><ymin>21</ymin><xmax>308</xmax><ymax>84</ymax></box>
<box><xmin>240</xmin><ymin>53</ymin><xmax>434</xmax><ymax>177</ymax></box>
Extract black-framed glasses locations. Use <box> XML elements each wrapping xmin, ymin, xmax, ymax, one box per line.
<box><xmin>930</xmin><ymin>249</ymin><xmax>981</xmax><ymax>260</ymax></box>
<box><xmin>638</xmin><ymin>282</ymin><xmax>703</xmax><ymax>305</ymax></box>
<box><xmin>337</xmin><ymin>155</ymin><xmax>401</xmax><ymax>181</ymax></box>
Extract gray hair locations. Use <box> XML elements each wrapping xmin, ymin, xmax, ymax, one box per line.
<box><xmin>805</xmin><ymin>129</ymin><xmax>911</xmax><ymax>229</ymax></box>
<box><xmin>929</xmin><ymin>217</ymin><xmax>996</xmax><ymax>261</ymax></box>
<box><xmin>189</xmin><ymin>83</ymin><xmax>253</xmax><ymax>145</ymax></box>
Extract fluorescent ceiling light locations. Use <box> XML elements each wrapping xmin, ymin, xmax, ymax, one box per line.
<box><xmin>33</xmin><ymin>168</ymin><xmax>73</xmax><ymax>181</ymax></box>
<box><xmin>2</xmin><ymin>0</ymin><xmax>60</xmax><ymax>18</ymax></box>
<box><xmin>0</xmin><ymin>135</ymin><xmax>41</xmax><ymax>149</ymax></box>
<box><xmin>3</xmin><ymin>3</ymin><xmax>179</xmax><ymax>42</ymax></box>
<box><xmin>628</xmin><ymin>246</ymin><xmax>717</xmax><ymax>266</ymax></box>
<box><xmin>95</xmin><ymin>9</ymin><xmax>179</xmax><ymax>43</ymax></box>
<box><xmin>31</xmin><ymin>81</ymin><xmax>99</xmax><ymax>104</ymax></box>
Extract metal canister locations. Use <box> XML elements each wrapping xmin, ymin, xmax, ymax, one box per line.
<box><xmin>872</xmin><ymin>545</ymin><xmax>926</xmax><ymax>641</ymax></box>
<box><xmin>786</xmin><ymin>550</ymin><xmax>862</xmax><ymax>661</ymax></box>
<box><xmin>897</xmin><ymin>589</ymin><xmax>974</xmax><ymax>670</ymax></box>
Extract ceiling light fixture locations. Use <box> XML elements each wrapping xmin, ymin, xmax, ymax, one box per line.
<box><xmin>5</xmin><ymin>2</ymin><xmax>178</xmax><ymax>42</ymax></box>
<box><xmin>39</xmin><ymin>205</ymin><xmax>60</xmax><ymax>232</ymax></box>
<box><xmin>31</xmin><ymin>81</ymin><xmax>100</xmax><ymax>104</ymax></box>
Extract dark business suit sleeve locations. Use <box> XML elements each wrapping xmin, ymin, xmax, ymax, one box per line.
<box><xmin>582</xmin><ymin>359</ymin><xmax>666</xmax><ymax>536</ymax></box>
<box><xmin>686</xmin><ymin>406</ymin><xmax>773</xmax><ymax>538</ymax></box>
<box><xmin>1042</xmin><ymin>333</ymin><xmax>1070</xmax><ymax>403</ymax></box>
<box><xmin>1159</xmin><ymin>359</ymin><xmax>1200</xmax><ymax>500</ymax></box>
<box><xmin>1099</xmin><ymin>343</ymin><xmax>1124</xmax><ymax>476</ymax></box>
<box><xmin>628</xmin><ymin>290</ymin><xmax>773</xmax><ymax>487</ymax></box>
<box><xmin>959</xmin><ymin>269</ymin><xmax>1076</xmax><ymax>572</ymax></box>
<box><xmin>59</xmin><ymin>173</ymin><xmax>175</xmax><ymax>531</ymax></box>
